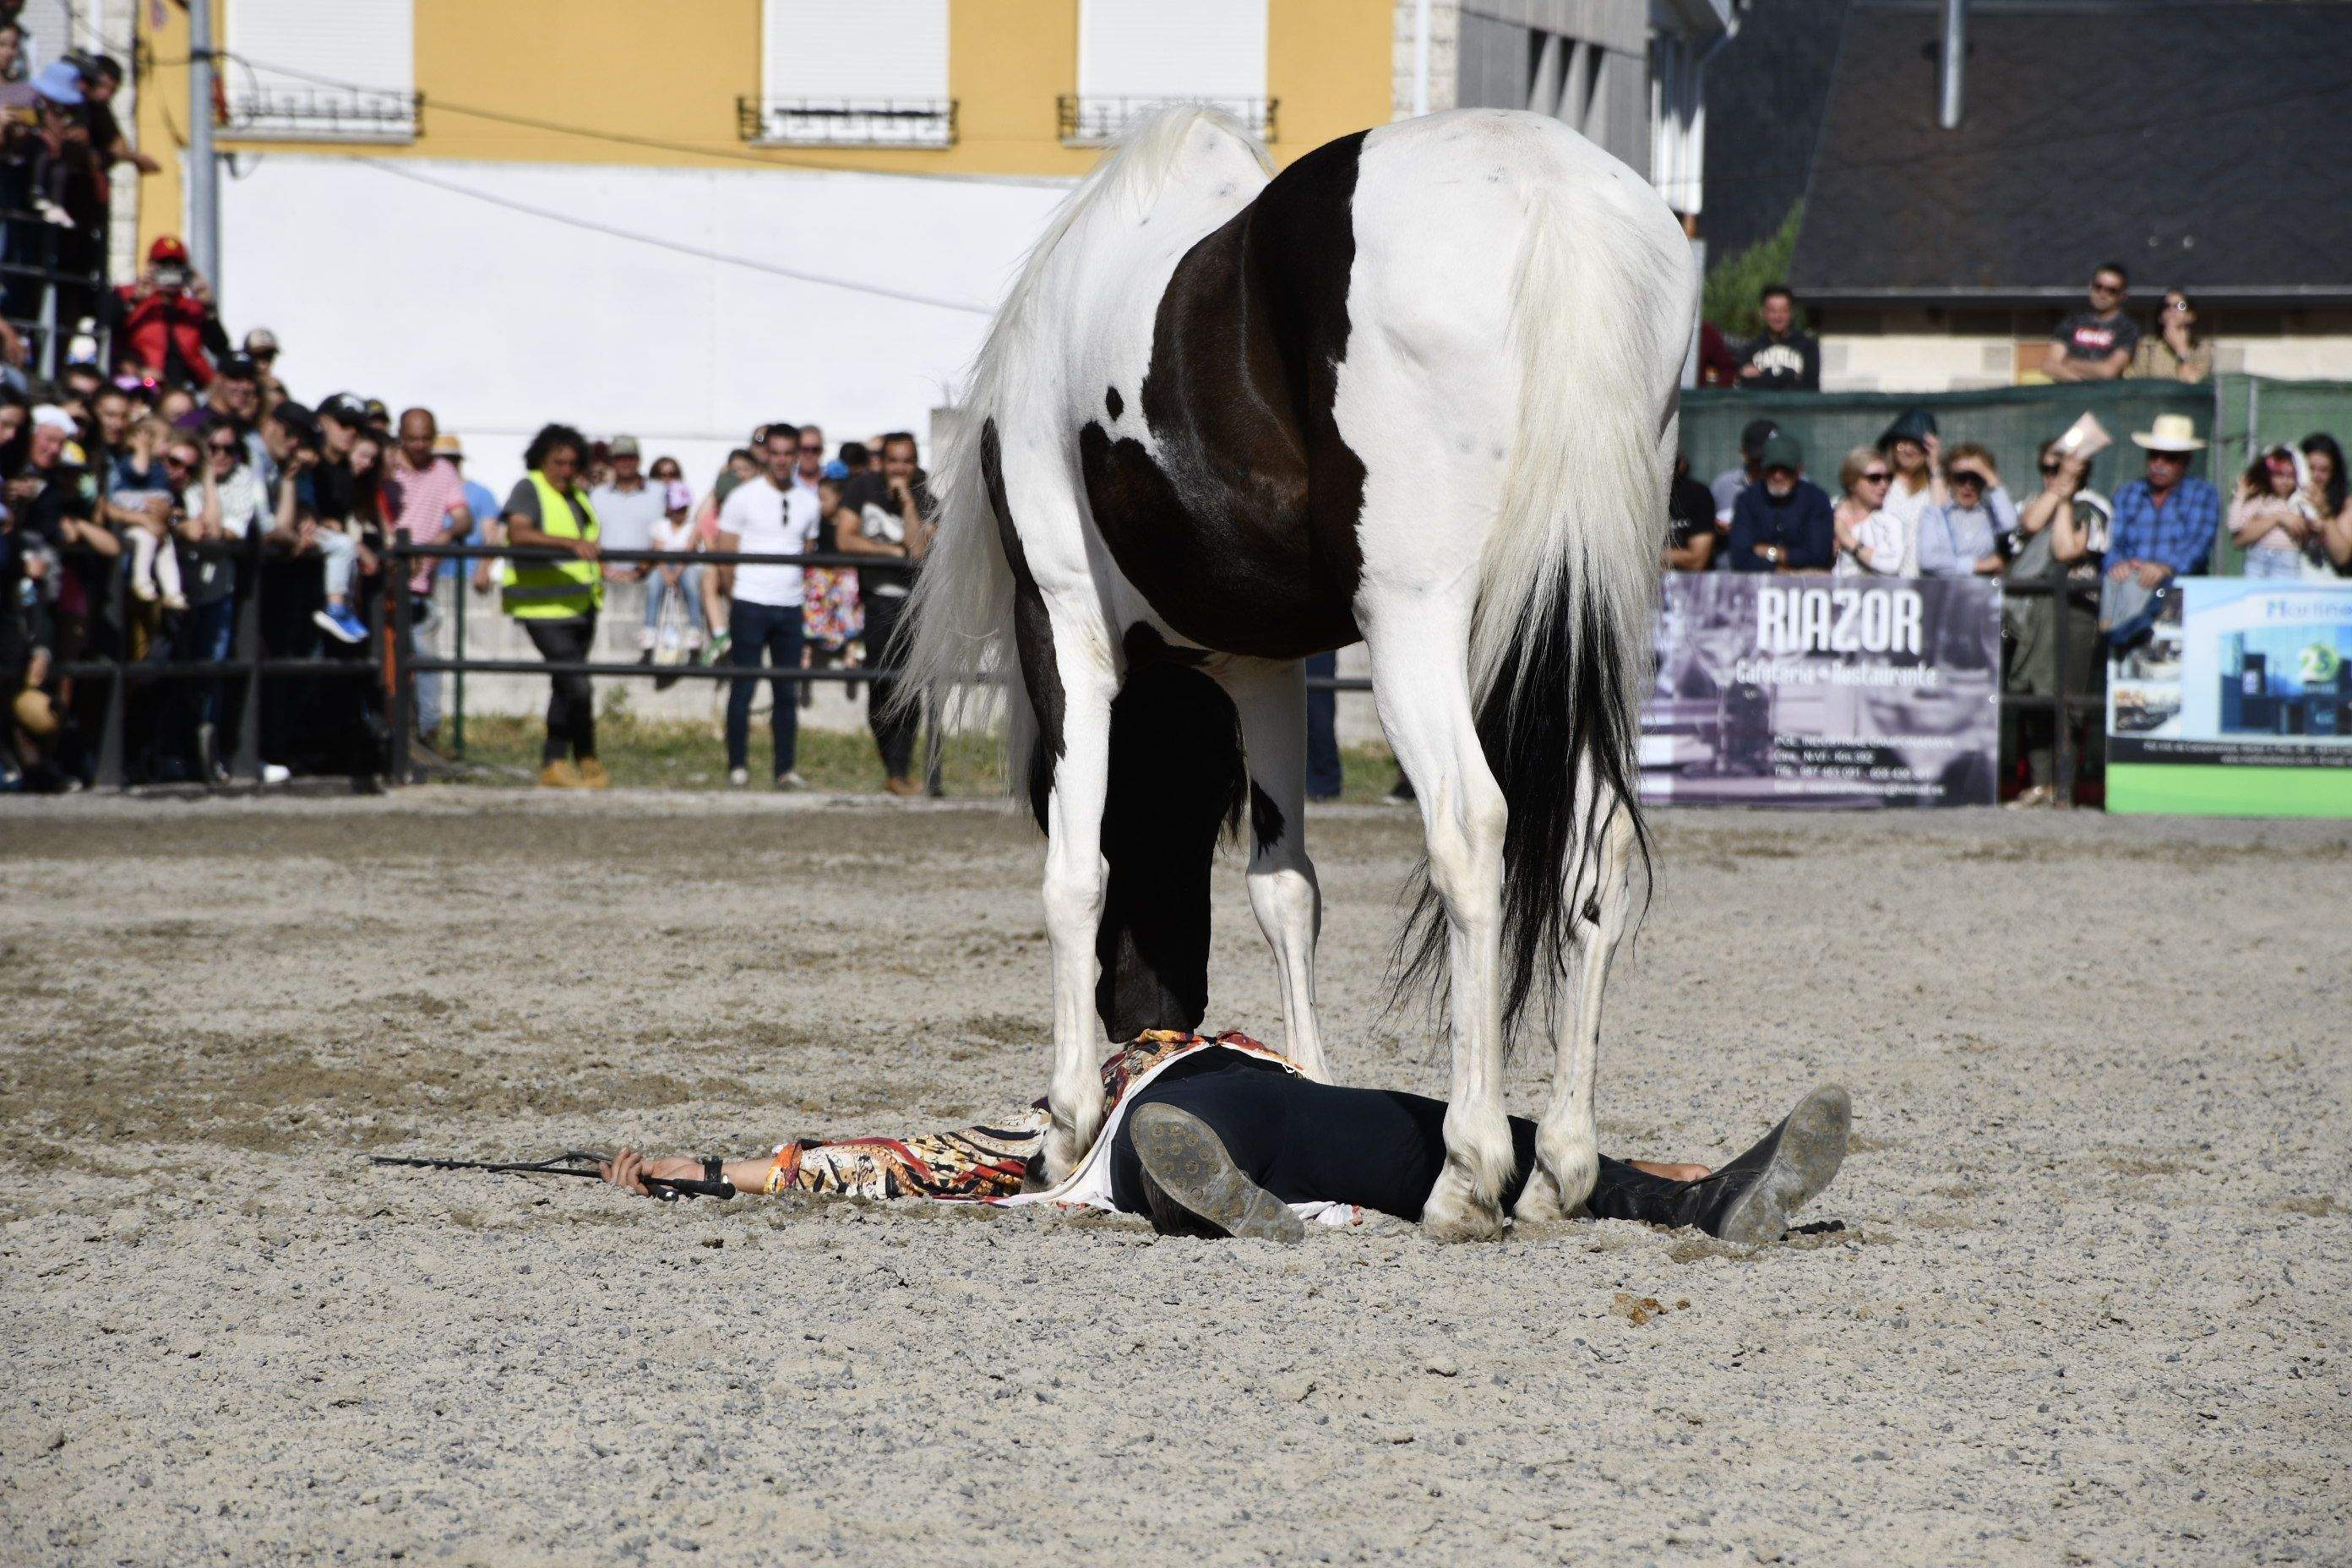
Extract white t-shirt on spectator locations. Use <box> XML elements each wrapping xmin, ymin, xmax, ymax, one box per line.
<box><xmin>648</xmin><ymin>513</ymin><xmax>696</xmax><ymax>556</ymax></box>
<box><xmin>717</xmin><ymin>474</ymin><xmax>819</xmax><ymax>607</ymax></box>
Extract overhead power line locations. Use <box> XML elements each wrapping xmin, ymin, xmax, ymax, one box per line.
<box><xmin>335</xmin><ymin>155</ymin><xmax>994</xmax><ymax>314</ymax></box>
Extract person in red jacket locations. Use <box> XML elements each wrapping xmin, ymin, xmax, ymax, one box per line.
<box><xmin>111</xmin><ymin>236</ymin><xmax>229</xmax><ymax>389</ymax></box>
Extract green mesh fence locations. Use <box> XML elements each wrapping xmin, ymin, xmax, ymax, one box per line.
<box><xmin>1682</xmin><ymin>379</ymin><xmax>2213</xmax><ymax>508</ymax></box>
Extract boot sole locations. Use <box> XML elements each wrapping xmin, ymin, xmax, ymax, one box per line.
<box><xmin>1130</xmin><ymin>1104</ymin><xmax>1305</xmax><ymax>1244</ymax></box>
<box><xmin>1714</xmin><ymin>1085</ymin><xmax>1851</xmax><ymax>1246</ymax></box>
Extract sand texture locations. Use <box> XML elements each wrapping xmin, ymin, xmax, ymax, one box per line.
<box><xmin>3</xmin><ymin>791</ymin><xmax>2347</xmax><ymax>1565</ymax></box>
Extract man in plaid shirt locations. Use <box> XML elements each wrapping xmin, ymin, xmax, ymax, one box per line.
<box><xmin>2109</xmin><ymin>415</ymin><xmax>2220</xmax><ymax>589</ymax></box>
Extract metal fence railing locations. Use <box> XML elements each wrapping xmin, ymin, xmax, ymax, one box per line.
<box><xmin>47</xmin><ymin>539</ymin><xmax>2106</xmax><ymax>804</ymax></box>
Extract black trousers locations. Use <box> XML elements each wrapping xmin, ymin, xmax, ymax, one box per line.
<box><xmin>524</xmin><ymin>615</ymin><xmax>596</xmax><ymax>764</ymax></box>
<box><xmin>861</xmin><ymin>591</ymin><xmax>919</xmax><ymax>779</ymax></box>
<box><xmin>1107</xmin><ymin>1056</ymin><xmax>1685</xmax><ymax>1224</ymax></box>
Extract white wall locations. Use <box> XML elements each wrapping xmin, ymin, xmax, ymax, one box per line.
<box><xmin>217</xmin><ymin>156</ymin><xmax>1072</xmax><ymax>496</ymax></box>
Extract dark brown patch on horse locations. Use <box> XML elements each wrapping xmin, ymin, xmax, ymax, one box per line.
<box><xmin>1076</xmin><ymin>132</ymin><xmax>1370</xmax><ymax>662</ymax></box>
<box><xmin>982</xmin><ymin>418</ymin><xmax>1064</xmax><ymax>830</ymax></box>
<box><xmin>1104</xmin><ymin>385</ymin><xmax>1124</xmax><ymax>421</ymax></box>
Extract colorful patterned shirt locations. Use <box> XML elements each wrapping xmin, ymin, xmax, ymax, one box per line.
<box><xmin>765</xmin><ymin>1031</ymin><xmax>1294</xmax><ymax>1208</ymax></box>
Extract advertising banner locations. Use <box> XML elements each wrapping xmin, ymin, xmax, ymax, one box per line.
<box><xmin>1640</xmin><ymin>576</ymin><xmax>2002</xmax><ymax>808</ymax></box>
<box><xmin>2106</xmin><ymin>580</ymin><xmax>2352</xmax><ymax>817</ymax></box>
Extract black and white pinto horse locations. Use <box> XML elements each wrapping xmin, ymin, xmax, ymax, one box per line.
<box><xmin>901</xmin><ymin>106</ymin><xmax>1696</xmax><ymax>1239</ymax></box>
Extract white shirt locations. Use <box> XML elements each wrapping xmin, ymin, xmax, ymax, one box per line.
<box><xmin>647</xmin><ymin>513</ymin><xmax>696</xmax><ymax>555</ymax></box>
<box><xmin>1833</xmin><ymin>506</ymin><xmax>1911</xmax><ymax>577</ymax></box>
<box><xmin>717</xmin><ymin>475</ymin><xmax>819</xmax><ymax>607</ymax></box>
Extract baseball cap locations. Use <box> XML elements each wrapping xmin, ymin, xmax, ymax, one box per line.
<box><xmin>317</xmin><ymin>392</ymin><xmax>369</xmax><ymax>427</ymax></box>
<box><xmin>32</xmin><ymin>61</ymin><xmax>83</xmax><ymax>106</ymax></box>
<box><xmin>1759</xmin><ymin>433</ymin><xmax>1805</xmax><ymax>472</ymax></box>
<box><xmin>1739</xmin><ymin>418</ymin><xmax>1780</xmax><ymax>460</ymax></box>
<box><xmin>31</xmin><ymin>405</ymin><xmax>77</xmax><ymax>436</ymax></box>
<box><xmin>216</xmin><ymin>351</ymin><xmax>258</xmax><ymax>381</ymax></box>
<box><xmin>149</xmin><ymin>234</ymin><xmax>190</xmax><ymax>265</ymax></box>
<box><xmin>362</xmin><ymin>397</ymin><xmax>390</xmax><ymax>424</ymax></box>
<box><xmin>269</xmin><ymin>400</ymin><xmax>320</xmax><ymax>441</ymax></box>
<box><xmin>608</xmin><ymin>434</ymin><xmax>640</xmax><ymax>458</ymax></box>
<box><xmin>431</xmin><ymin>432</ymin><xmax>465</xmax><ymax>459</ymax></box>
<box><xmin>244</xmin><ymin>327</ymin><xmax>280</xmax><ymax>356</ymax></box>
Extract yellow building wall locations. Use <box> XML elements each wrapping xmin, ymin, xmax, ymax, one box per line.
<box><xmin>135</xmin><ymin>0</ymin><xmax>1393</xmax><ymax>257</ymax></box>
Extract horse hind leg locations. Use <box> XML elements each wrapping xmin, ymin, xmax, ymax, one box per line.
<box><xmin>1366</xmin><ymin>620</ymin><xmax>1513</xmax><ymax>1242</ymax></box>
<box><xmin>1516</xmin><ymin>787</ymin><xmax>1636</xmax><ymax>1223</ymax></box>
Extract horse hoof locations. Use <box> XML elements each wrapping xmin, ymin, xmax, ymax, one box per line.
<box><xmin>1511</xmin><ymin>1168</ymin><xmax>1580</xmax><ymax>1225</ymax></box>
<box><xmin>1420</xmin><ymin>1170</ymin><xmax>1507</xmax><ymax>1242</ymax></box>
<box><xmin>1043</xmin><ymin>1125</ymin><xmax>1089</xmax><ymax>1187</ymax></box>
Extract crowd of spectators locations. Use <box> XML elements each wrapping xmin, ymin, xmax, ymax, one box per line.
<box><xmin>1666</xmin><ymin>392</ymin><xmax>2351</xmax><ymax>804</ymax></box>
<box><xmin>1697</xmin><ymin>265</ymin><xmax>2218</xmax><ymax>394</ymax></box>
<box><xmin>0</xmin><ymin>270</ymin><xmax>942</xmax><ymax>794</ymax></box>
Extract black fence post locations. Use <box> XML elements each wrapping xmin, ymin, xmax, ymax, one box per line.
<box><xmin>450</xmin><ymin>561</ymin><xmax>467</xmax><ymax>758</ymax></box>
<box><xmin>233</xmin><ymin>531</ymin><xmax>264</xmax><ymax>781</ymax></box>
<box><xmin>387</xmin><ymin>550</ymin><xmax>414</xmax><ymax>785</ymax></box>
<box><xmin>2052</xmin><ymin>580</ymin><xmax>2078</xmax><ymax>808</ymax></box>
<box><xmin>95</xmin><ymin>564</ymin><xmax>127</xmax><ymax>788</ymax></box>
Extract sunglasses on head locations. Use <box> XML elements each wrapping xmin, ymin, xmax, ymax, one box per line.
<box><xmin>1859</xmin><ymin>470</ymin><xmax>1889</xmax><ymax>482</ymax></box>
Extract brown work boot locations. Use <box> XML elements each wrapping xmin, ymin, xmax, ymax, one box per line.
<box><xmin>575</xmin><ymin>759</ymin><xmax>612</xmax><ymax>790</ymax></box>
<box><xmin>538</xmin><ymin>760</ymin><xmax>583</xmax><ymax>788</ymax></box>
<box><xmin>883</xmin><ymin>776</ymin><xmax>919</xmax><ymax>797</ymax></box>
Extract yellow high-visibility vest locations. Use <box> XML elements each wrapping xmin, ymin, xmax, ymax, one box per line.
<box><xmin>501</xmin><ymin>470</ymin><xmax>603</xmax><ymax>619</ymax></box>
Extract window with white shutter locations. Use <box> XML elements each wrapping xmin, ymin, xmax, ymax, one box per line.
<box><xmin>225</xmin><ymin>0</ymin><xmax>416</xmax><ymax>142</ymax></box>
<box><xmin>747</xmin><ymin>0</ymin><xmax>954</xmax><ymax>148</ymax></box>
<box><xmin>1065</xmin><ymin>0</ymin><xmax>1271</xmax><ymax>144</ymax></box>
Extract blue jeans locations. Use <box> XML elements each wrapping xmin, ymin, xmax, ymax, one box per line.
<box><xmin>644</xmin><ymin>564</ymin><xmax>707</xmax><ymax>639</ymax></box>
<box><xmin>726</xmin><ymin>597</ymin><xmax>803</xmax><ymax>776</ymax></box>
<box><xmin>184</xmin><ymin>596</ymin><xmax>237</xmax><ymax>731</ymax></box>
<box><xmin>407</xmin><ymin>597</ymin><xmax>442</xmax><ymax>736</ymax></box>
<box><xmin>2242</xmin><ymin>546</ymin><xmax>2304</xmax><ymax>580</ymax></box>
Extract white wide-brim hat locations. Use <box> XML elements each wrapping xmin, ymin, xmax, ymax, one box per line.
<box><xmin>2132</xmin><ymin>413</ymin><xmax>2208</xmax><ymax>452</ymax></box>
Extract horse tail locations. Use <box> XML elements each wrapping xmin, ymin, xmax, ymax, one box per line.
<box><xmin>1399</xmin><ymin>162</ymin><xmax>1696</xmax><ymax>1047</ymax></box>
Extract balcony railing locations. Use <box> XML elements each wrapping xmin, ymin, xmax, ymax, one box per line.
<box><xmin>220</xmin><ymin>86</ymin><xmax>421</xmax><ymax>143</ymax></box>
<box><xmin>737</xmin><ymin>97</ymin><xmax>958</xmax><ymax>149</ymax></box>
<box><xmin>1057</xmin><ymin>95</ymin><xmax>1277</xmax><ymax>146</ymax></box>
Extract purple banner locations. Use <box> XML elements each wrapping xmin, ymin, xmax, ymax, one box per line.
<box><xmin>1640</xmin><ymin>575</ymin><xmax>2002</xmax><ymax>808</ymax></box>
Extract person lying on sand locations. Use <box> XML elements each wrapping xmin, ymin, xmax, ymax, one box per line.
<box><xmin>597</xmin><ymin>1029</ymin><xmax>1850</xmax><ymax>1244</ymax></box>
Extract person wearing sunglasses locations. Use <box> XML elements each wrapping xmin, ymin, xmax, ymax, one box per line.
<box><xmin>173</xmin><ymin>417</ymin><xmax>270</xmax><ymax>781</ymax></box>
<box><xmin>1917</xmin><ymin>444</ymin><xmax>2017</xmax><ymax>579</ymax></box>
<box><xmin>2044</xmin><ymin>263</ymin><xmax>2140</xmax><ymax>384</ymax></box>
<box><xmin>1831</xmin><ymin>446</ymin><xmax>1908</xmax><ymax>577</ymax></box>
<box><xmin>2228</xmin><ymin>444</ymin><xmax>2317</xmax><ymax>580</ymax></box>
<box><xmin>2133</xmin><ymin>291</ymin><xmax>2212</xmax><ymax>384</ymax></box>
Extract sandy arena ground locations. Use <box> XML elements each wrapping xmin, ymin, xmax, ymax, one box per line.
<box><xmin>3</xmin><ymin>789</ymin><xmax>2347</xmax><ymax>1565</ymax></box>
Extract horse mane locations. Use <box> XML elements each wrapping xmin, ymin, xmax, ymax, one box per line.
<box><xmin>894</xmin><ymin>105</ymin><xmax>1272</xmax><ymax>779</ymax></box>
